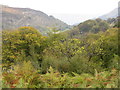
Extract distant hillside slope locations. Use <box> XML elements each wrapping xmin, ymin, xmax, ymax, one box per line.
<box><xmin>1</xmin><ymin>5</ymin><xmax>69</xmax><ymax>34</ymax></box>
<box><xmin>65</xmin><ymin>18</ymin><xmax>112</xmax><ymax>38</ymax></box>
<box><xmin>99</xmin><ymin>8</ymin><xmax>118</xmax><ymax>20</ymax></box>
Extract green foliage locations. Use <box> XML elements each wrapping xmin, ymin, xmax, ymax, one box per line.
<box><xmin>2</xmin><ymin>64</ymin><xmax>119</xmax><ymax>88</ymax></box>
<box><xmin>2</xmin><ymin>25</ymin><xmax>119</xmax><ymax>88</ymax></box>
<box><xmin>67</xmin><ymin>18</ymin><xmax>110</xmax><ymax>38</ymax></box>
<box><xmin>42</xmin><ymin>28</ymin><xmax>118</xmax><ymax>74</ymax></box>
<box><xmin>78</xmin><ymin>28</ymin><xmax>118</xmax><ymax>69</ymax></box>
<box><xmin>2</xmin><ymin>26</ymin><xmax>47</xmax><ymax>70</ymax></box>
<box><xmin>2</xmin><ymin>61</ymin><xmax>41</xmax><ymax>88</ymax></box>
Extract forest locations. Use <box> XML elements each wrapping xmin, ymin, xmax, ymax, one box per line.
<box><xmin>1</xmin><ymin>18</ymin><xmax>119</xmax><ymax>88</ymax></box>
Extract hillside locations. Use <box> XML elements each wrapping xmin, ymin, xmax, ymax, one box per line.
<box><xmin>1</xmin><ymin>5</ymin><xmax>70</xmax><ymax>34</ymax></box>
<box><xmin>99</xmin><ymin>8</ymin><xmax>118</xmax><ymax>20</ymax></box>
<box><xmin>65</xmin><ymin>18</ymin><xmax>111</xmax><ymax>38</ymax></box>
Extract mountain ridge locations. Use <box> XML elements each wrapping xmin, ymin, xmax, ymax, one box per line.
<box><xmin>1</xmin><ymin>5</ymin><xmax>70</xmax><ymax>34</ymax></box>
<box><xmin>99</xmin><ymin>7</ymin><xmax>118</xmax><ymax>20</ymax></box>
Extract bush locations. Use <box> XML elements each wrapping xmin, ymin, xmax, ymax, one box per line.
<box><xmin>2</xmin><ymin>64</ymin><xmax>119</xmax><ymax>88</ymax></box>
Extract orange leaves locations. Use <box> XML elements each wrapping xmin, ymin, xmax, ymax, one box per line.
<box><xmin>2</xmin><ymin>67</ymin><xmax>118</xmax><ymax>88</ymax></box>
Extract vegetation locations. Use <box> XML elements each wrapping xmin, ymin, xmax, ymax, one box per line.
<box><xmin>1</xmin><ymin>18</ymin><xmax>119</xmax><ymax>88</ymax></box>
<box><xmin>2</xmin><ymin>62</ymin><xmax>118</xmax><ymax>88</ymax></box>
<box><xmin>70</xmin><ymin>18</ymin><xmax>110</xmax><ymax>35</ymax></box>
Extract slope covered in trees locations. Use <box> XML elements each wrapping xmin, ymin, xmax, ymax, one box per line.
<box><xmin>1</xmin><ymin>15</ymin><xmax>119</xmax><ymax>88</ymax></box>
<box><xmin>66</xmin><ymin>18</ymin><xmax>118</xmax><ymax>38</ymax></box>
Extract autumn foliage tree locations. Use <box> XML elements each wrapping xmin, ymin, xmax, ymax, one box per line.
<box><xmin>2</xmin><ymin>27</ymin><xmax>46</xmax><ymax>70</ymax></box>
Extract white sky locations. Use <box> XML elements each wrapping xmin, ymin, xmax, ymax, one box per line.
<box><xmin>1</xmin><ymin>0</ymin><xmax>119</xmax><ymax>25</ymax></box>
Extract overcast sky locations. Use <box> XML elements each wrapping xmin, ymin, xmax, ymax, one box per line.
<box><xmin>1</xmin><ymin>0</ymin><xmax>119</xmax><ymax>25</ymax></box>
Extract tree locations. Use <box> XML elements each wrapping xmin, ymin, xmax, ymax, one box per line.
<box><xmin>2</xmin><ymin>26</ymin><xmax>46</xmax><ymax>70</ymax></box>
